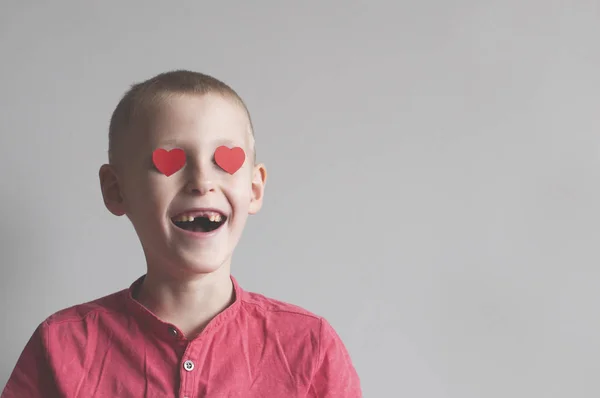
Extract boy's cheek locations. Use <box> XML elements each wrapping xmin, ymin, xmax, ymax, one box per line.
<box><xmin>144</xmin><ymin>175</ymin><xmax>176</xmax><ymax>195</ymax></box>
<box><xmin>226</xmin><ymin>183</ymin><xmax>252</xmax><ymax>201</ymax></box>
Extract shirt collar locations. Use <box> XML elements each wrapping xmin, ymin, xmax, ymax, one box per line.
<box><xmin>121</xmin><ymin>273</ymin><xmax>243</xmax><ymax>341</ymax></box>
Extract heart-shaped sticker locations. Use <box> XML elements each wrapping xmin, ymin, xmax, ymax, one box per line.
<box><xmin>152</xmin><ymin>148</ymin><xmax>186</xmax><ymax>176</ymax></box>
<box><xmin>214</xmin><ymin>146</ymin><xmax>245</xmax><ymax>174</ymax></box>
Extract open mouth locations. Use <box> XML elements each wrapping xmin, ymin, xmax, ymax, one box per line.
<box><xmin>171</xmin><ymin>210</ymin><xmax>227</xmax><ymax>233</ymax></box>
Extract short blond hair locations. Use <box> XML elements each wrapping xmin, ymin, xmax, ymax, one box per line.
<box><xmin>108</xmin><ymin>70</ymin><xmax>255</xmax><ymax>165</ymax></box>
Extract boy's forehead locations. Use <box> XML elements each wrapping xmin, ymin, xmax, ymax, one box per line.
<box><xmin>134</xmin><ymin>93</ymin><xmax>251</xmax><ymax>146</ymax></box>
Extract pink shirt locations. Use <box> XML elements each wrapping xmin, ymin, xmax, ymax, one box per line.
<box><xmin>1</xmin><ymin>275</ymin><xmax>361</xmax><ymax>397</ymax></box>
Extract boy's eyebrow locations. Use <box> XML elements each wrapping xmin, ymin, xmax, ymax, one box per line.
<box><xmin>214</xmin><ymin>139</ymin><xmax>240</xmax><ymax>147</ymax></box>
<box><xmin>153</xmin><ymin>138</ymin><xmax>242</xmax><ymax>148</ymax></box>
<box><xmin>154</xmin><ymin>139</ymin><xmax>180</xmax><ymax>148</ymax></box>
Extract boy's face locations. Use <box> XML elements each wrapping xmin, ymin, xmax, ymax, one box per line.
<box><xmin>100</xmin><ymin>93</ymin><xmax>266</xmax><ymax>277</ymax></box>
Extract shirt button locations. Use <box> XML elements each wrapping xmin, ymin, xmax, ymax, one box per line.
<box><xmin>183</xmin><ymin>360</ymin><xmax>195</xmax><ymax>371</ymax></box>
<box><xmin>169</xmin><ymin>327</ymin><xmax>178</xmax><ymax>337</ymax></box>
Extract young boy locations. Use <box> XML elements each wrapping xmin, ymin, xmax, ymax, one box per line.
<box><xmin>1</xmin><ymin>70</ymin><xmax>361</xmax><ymax>397</ymax></box>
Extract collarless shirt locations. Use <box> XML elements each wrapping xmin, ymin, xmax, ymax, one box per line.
<box><xmin>1</xmin><ymin>275</ymin><xmax>362</xmax><ymax>397</ymax></box>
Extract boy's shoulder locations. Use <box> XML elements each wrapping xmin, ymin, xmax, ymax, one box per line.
<box><xmin>240</xmin><ymin>288</ymin><xmax>321</xmax><ymax>319</ymax></box>
<box><xmin>43</xmin><ymin>287</ymin><xmax>127</xmax><ymax>325</ymax></box>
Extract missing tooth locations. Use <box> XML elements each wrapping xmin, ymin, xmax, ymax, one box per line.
<box><xmin>173</xmin><ymin>215</ymin><xmax>226</xmax><ymax>232</ymax></box>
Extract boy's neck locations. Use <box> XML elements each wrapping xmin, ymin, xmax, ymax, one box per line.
<box><xmin>134</xmin><ymin>265</ymin><xmax>235</xmax><ymax>339</ymax></box>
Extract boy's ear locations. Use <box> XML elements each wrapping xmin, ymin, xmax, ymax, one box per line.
<box><xmin>248</xmin><ymin>163</ymin><xmax>267</xmax><ymax>215</ymax></box>
<box><xmin>99</xmin><ymin>164</ymin><xmax>126</xmax><ymax>216</ymax></box>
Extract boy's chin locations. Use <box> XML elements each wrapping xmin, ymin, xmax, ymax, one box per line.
<box><xmin>175</xmin><ymin>252</ymin><xmax>231</xmax><ymax>275</ymax></box>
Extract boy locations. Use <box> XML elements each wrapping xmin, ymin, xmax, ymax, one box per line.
<box><xmin>1</xmin><ymin>70</ymin><xmax>361</xmax><ymax>397</ymax></box>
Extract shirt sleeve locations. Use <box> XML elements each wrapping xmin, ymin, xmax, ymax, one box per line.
<box><xmin>307</xmin><ymin>318</ymin><xmax>362</xmax><ymax>397</ymax></box>
<box><xmin>1</xmin><ymin>322</ymin><xmax>60</xmax><ymax>398</ymax></box>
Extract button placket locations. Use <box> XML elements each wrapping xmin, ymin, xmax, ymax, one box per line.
<box><xmin>180</xmin><ymin>340</ymin><xmax>198</xmax><ymax>397</ymax></box>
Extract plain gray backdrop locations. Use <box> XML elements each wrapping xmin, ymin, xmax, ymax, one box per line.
<box><xmin>1</xmin><ymin>1</ymin><xmax>599</xmax><ymax>397</ymax></box>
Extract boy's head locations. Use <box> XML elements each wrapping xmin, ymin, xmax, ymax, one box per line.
<box><xmin>99</xmin><ymin>70</ymin><xmax>267</xmax><ymax>278</ymax></box>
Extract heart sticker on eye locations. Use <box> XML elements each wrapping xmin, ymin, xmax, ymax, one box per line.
<box><xmin>152</xmin><ymin>148</ymin><xmax>186</xmax><ymax>176</ymax></box>
<box><xmin>214</xmin><ymin>146</ymin><xmax>245</xmax><ymax>174</ymax></box>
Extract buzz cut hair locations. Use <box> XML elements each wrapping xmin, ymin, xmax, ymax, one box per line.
<box><xmin>108</xmin><ymin>70</ymin><xmax>255</xmax><ymax>165</ymax></box>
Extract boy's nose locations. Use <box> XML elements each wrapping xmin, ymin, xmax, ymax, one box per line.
<box><xmin>184</xmin><ymin>164</ymin><xmax>216</xmax><ymax>195</ymax></box>
<box><xmin>185</xmin><ymin>181</ymin><xmax>215</xmax><ymax>195</ymax></box>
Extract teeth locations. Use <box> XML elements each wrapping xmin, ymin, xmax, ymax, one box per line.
<box><xmin>173</xmin><ymin>213</ymin><xmax>223</xmax><ymax>223</ymax></box>
<box><xmin>174</xmin><ymin>215</ymin><xmax>194</xmax><ymax>222</ymax></box>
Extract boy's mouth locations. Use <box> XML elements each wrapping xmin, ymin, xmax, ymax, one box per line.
<box><xmin>171</xmin><ymin>209</ymin><xmax>228</xmax><ymax>233</ymax></box>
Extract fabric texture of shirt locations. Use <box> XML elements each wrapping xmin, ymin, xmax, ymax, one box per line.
<box><xmin>1</xmin><ymin>275</ymin><xmax>361</xmax><ymax>397</ymax></box>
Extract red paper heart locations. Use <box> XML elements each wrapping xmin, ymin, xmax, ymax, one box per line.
<box><xmin>214</xmin><ymin>146</ymin><xmax>245</xmax><ymax>174</ymax></box>
<box><xmin>152</xmin><ymin>148</ymin><xmax>186</xmax><ymax>176</ymax></box>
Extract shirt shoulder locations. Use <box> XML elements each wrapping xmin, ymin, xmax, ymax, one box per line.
<box><xmin>238</xmin><ymin>291</ymin><xmax>362</xmax><ymax>397</ymax></box>
<box><xmin>239</xmin><ymin>289</ymin><xmax>324</xmax><ymax>331</ymax></box>
<box><xmin>43</xmin><ymin>288</ymin><xmax>128</xmax><ymax>326</ymax></box>
<box><xmin>241</xmin><ymin>289</ymin><xmax>321</xmax><ymax>317</ymax></box>
<box><xmin>0</xmin><ymin>289</ymin><xmax>130</xmax><ymax>398</ymax></box>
